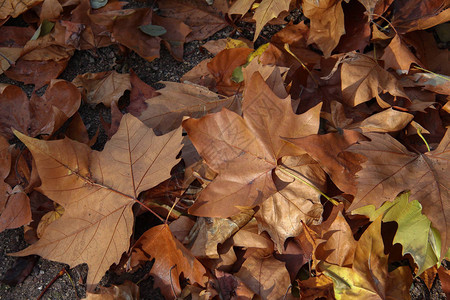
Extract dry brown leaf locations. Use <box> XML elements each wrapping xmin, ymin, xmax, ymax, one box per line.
<box><xmin>0</xmin><ymin>27</ymin><xmax>34</xmax><ymax>75</ymax></box>
<box><xmin>341</xmin><ymin>53</ymin><xmax>408</xmax><ymax>106</ymax></box>
<box><xmin>303</xmin><ymin>0</ymin><xmax>345</xmax><ymax>57</ymax></box>
<box><xmin>0</xmin><ymin>80</ymin><xmax>81</xmax><ymax>139</ymax></box>
<box><xmin>110</xmin><ymin>8</ymin><xmax>161</xmax><ymax>62</ymax></box>
<box><xmin>236</xmin><ymin>253</ymin><xmax>291</xmax><ymax>300</ymax></box>
<box><xmin>0</xmin><ymin>0</ymin><xmax>43</xmax><ymax>18</ymax></box>
<box><xmin>139</xmin><ymin>81</ymin><xmax>241</xmax><ymax>134</ymax></box>
<box><xmin>128</xmin><ymin>70</ymin><xmax>158</xmax><ymax>117</ymax></box>
<box><xmin>381</xmin><ymin>35</ymin><xmax>422</xmax><ymax>74</ymax></box>
<box><xmin>252</xmin><ymin>0</ymin><xmax>291</xmax><ymax>41</ymax></box>
<box><xmin>12</xmin><ymin>114</ymin><xmax>183</xmax><ymax>290</ymax></box>
<box><xmin>72</xmin><ymin>71</ymin><xmax>130</xmax><ymax>107</ymax></box>
<box><xmin>348</xmin><ymin>107</ymin><xmax>414</xmax><ymax>133</ymax></box>
<box><xmin>159</xmin><ymin>0</ymin><xmax>228</xmax><ymax>42</ymax></box>
<box><xmin>286</xmin><ymin>130</ymin><xmax>366</xmax><ymax>195</ymax></box>
<box><xmin>183</xmin><ymin>72</ymin><xmax>321</xmax><ymax>217</ymax></box>
<box><xmin>4</xmin><ymin>57</ymin><xmax>70</xmax><ymax>89</ymax></box>
<box><xmin>335</xmin><ymin>1</ymin><xmax>370</xmax><ymax>53</ymax></box>
<box><xmin>348</xmin><ymin>130</ymin><xmax>450</xmax><ymax>258</ymax></box>
<box><xmin>255</xmin><ymin>155</ymin><xmax>325</xmax><ymax>253</ymax></box>
<box><xmin>207</xmin><ymin>47</ymin><xmax>254</xmax><ymax>96</ymax></box>
<box><xmin>130</xmin><ymin>224</ymin><xmax>207</xmax><ymax>299</ymax></box>
<box><xmin>321</xmin><ymin>217</ymin><xmax>413</xmax><ymax>299</ymax></box>
<box><xmin>85</xmin><ymin>280</ymin><xmax>139</xmax><ymax>299</ymax></box>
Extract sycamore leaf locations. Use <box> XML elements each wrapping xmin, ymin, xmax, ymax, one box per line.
<box><xmin>321</xmin><ymin>217</ymin><xmax>412</xmax><ymax>299</ymax></box>
<box><xmin>302</xmin><ymin>0</ymin><xmax>345</xmax><ymax>57</ymax></box>
<box><xmin>183</xmin><ymin>72</ymin><xmax>321</xmax><ymax>217</ymax></box>
<box><xmin>347</xmin><ymin>130</ymin><xmax>450</xmax><ymax>258</ymax></box>
<box><xmin>11</xmin><ymin>114</ymin><xmax>183</xmax><ymax>290</ymax></box>
<box><xmin>72</xmin><ymin>71</ymin><xmax>131</xmax><ymax>107</ymax></box>
<box><xmin>236</xmin><ymin>253</ymin><xmax>291</xmax><ymax>300</ymax></box>
<box><xmin>0</xmin><ymin>0</ymin><xmax>43</xmax><ymax>19</ymax></box>
<box><xmin>353</xmin><ymin>192</ymin><xmax>441</xmax><ymax>275</ymax></box>
<box><xmin>252</xmin><ymin>0</ymin><xmax>291</xmax><ymax>42</ymax></box>
<box><xmin>287</xmin><ymin>130</ymin><xmax>366</xmax><ymax>195</ymax></box>
<box><xmin>130</xmin><ymin>224</ymin><xmax>207</xmax><ymax>299</ymax></box>
<box><xmin>139</xmin><ymin>81</ymin><xmax>241</xmax><ymax>134</ymax></box>
<box><xmin>341</xmin><ymin>53</ymin><xmax>408</xmax><ymax>106</ymax></box>
<box><xmin>128</xmin><ymin>69</ymin><xmax>158</xmax><ymax>117</ymax></box>
<box><xmin>256</xmin><ymin>155</ymin><xmax>325</xmax><ymax>253</ymax></box>
<box><xmin>381</xmin><ymin>35</ymin><xmax>422</xmax><ymax>74</ymax></box>
<box><xmin>0</xmin><ymin>80</ymin><xmax>81</xmax><ymax>139</ymax></box>
<box><xmin>85</xmin><ymin>280</ymin><xmax>139</xmax><ymax>299</ymax></box>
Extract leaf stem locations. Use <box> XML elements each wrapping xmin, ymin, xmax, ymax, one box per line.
<box><xmin>413</xmin><ymin>66</ymin><xmax>450</xmax><ymax>81</ymax></box>
<box><xmin>277</xmin><ymin>164</ymin><xmax>338</xmax><ymax>205</ymax></box>
<box><xmin>417</xmin><ymin>127</ymin><xmax>431</xmax><ymax>152</ymax></box>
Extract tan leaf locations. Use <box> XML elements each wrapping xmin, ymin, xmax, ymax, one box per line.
<box><xmin>85</xmin><ymin>280</ymin><xmax>139</xmax><ymax>300</ymax></box>
<box><xmin>303</xmin><ymin>0</ymin><xmax>345</xmax><ymax>57</ymax></box>
<box><xmin>341</xmin><ymin>53</ymin><xmax>408</xmax><ymax>106</ymax></box>
<box><xmin>139</xmin><ymin>81</ymin><xmax>241</xmax><ymax>134</ymax></box>
<box><xmin>286</xmin><ymin>129</ymin><xmax>366</xmax><ymax>195</ymax></box>
<box><xmin>183</xmin><ymin>72</ymin><xmax>321</xmax><ymax>217</ymax></box>
<box><xmin>72</xmin><ymin>71</ymin><xmax>130</xmax><ymax>107</ymax></box>
<box><xmin>12</xmin><ymin>114</ymin><xmax>183</xmax><ymax>290</ymax></box>
<box><xmin>236</xmin><ymin>253</ymin><xmax>291</xmax><ymax>300</ymax></box>
<box><xmin>130</xmin><ymin>224</ymin><xmax>207</xmax><ymax>299</ymax></box>
<box><xmin>252</xmin><ymin>0</ymin><xmax>291</xmax><ymax>41</ymax></box>
<box><xmin>349</xmin><ymin>107</ymin><xmax>414</xmax><ymax>133</ymax></box>
<box><xmin>256</xmin><ymin>155</ymin><xmax>325</xmax><ymax>253</ymax></box>
<box><xmin>348</xmin><ymin>130</ymin><xmax>450</xmax><ymax>258</ymax></box>
<box><xmin>381</xmin><ymin>34</ymin><xmax>422</xmax><ymax>74</ymax></box>
<box><xmin>0</xmin><ymin>0</ymin><xmax>43</xmax><ymax>19</ymax></box>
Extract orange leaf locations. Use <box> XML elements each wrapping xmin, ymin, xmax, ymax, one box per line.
<box><xmin>130</xmin><ymin>224</ymin><xmax>207</xmax><ymax>299</ymax></box>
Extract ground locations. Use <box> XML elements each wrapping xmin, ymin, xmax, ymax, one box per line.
<box><xmin>0</xmin><ymin>8</ymin><xmax>447</xmax><ymax>300</ymax></box>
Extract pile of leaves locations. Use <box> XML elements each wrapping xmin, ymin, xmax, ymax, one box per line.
<box><xmin>1</xmin><ymin>0</ymin><xmax>449</xmax><ymax>298</ymax></box>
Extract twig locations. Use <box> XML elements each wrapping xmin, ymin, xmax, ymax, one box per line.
<box><xmin>36</xmin><ymin>268</ymin><xmax>66</xmax><ymax>300</ymax></box>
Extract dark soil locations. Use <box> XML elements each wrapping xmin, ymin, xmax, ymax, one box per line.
<box><xmin>0</xmin><ymin>8</ymin><xmax>448</xmax><ymax>300</ymax></box>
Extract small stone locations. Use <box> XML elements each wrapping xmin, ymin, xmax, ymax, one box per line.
<box><xmin>39</xmin><ymin>270</ymin><xmax>44</xmax><ymax>275</ymax></box>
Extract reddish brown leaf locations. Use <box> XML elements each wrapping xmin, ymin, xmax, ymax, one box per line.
<box><xmin>381</xmin><ymin>34</ymin><xmax>422</xmax><ymax>74</ymax></box>
<box><xmin>207</xmin><ymin>47</ymin><xmax>254</xmax><ymax>95</ymax></box>
<box><xmin>128</xmin><ymin>69</ymin><xmax>157</xmax><ymax>117</ymax></box>
<box><xmin>130</xmin><ymin>224</ymin><xmax>207</xmax><ymax>299</ymax></box>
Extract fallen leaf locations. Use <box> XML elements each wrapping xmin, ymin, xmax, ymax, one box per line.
<box><xmin>130</xmin><ymin>224</ymin><xmax>207</xmax><ymax>299</ymax></box>
<box><xmin>348</xmin><ymin>130</ymin><xmax>450</xmax><ymax>258</ymax></box>
<box><xmin>256</xmin><ymin>155</ymin><xmax>325</xmax><ymax>253</ymax></box>
<box><xmin>128</xmin><ymin>70</ymin><xmax>157</xmax><ymax>117</ymax></box>
<box><xmin>353</xmin><ymin>192</ymin><xmax>440</xmax><ymax>275</ymax></box>
<box><xmin>0</xmin><ymin>80</ymin><xmax>81</xmax><ymax>138</ymax></box>
<box><xmin>252</xmin><ymin>0</ymin><xmax>291</xmax><ymax>41</ymax></box>
<box><xmin>349</xmin><ymin>107</ymin><xmax>414</xmax><ymax>133</ymax></box>
<box><xmin>183</xmin><ymin>72</ymin><xmax>321</xmax><ymax>217</ymax></box>
<box><xmin>0</xmin><ymin>0</ymin><xmax>43</xmax><ymax>19</ymax></box>
<box><xmin>159</xmin><ymin>0</ymin><xmax>228</xmax><ymax>42</ymax></box>
<box><xmin>0</xmin><ymin>27</ymin><xmax>34</xmax><ymax>74</ymax></box>
<box><xmin>302</xmin><ymin>0</ymin><xmax>345</xmax><ymax>57</ymax></box>
<box><xmin>335</xmin><ymin>0</ymin><xmax>370</xmax><ymax>53</ymax></box>
<box><xmin>139</xmin><ymin>81</ymin><xmax>241</xmax><ymax>134</ymax></box>
<box><xmin>72</xmin><ymin>71</ymin><xmax>130</xmax><ymax>107</ymax></box>
<box><xmin>341</xmin><ymin>53</ymin><xmax>408</xmax><ymax>106</ymax></box>
<box><xmin>286</xmin><ymin>130</ymin><xmax>366</xmax><ymax>195</ymax></box>
<box><xmin>207</xmin><ymin>47</ymin><xmax>254</xmax><ymax>95</ymax></box>
<box><xmin>12</xmin><ymin>114</ymin><xmax>183</xmax><ymax>290</ymax></box>
<box><xmin>236</xmin><ymin>253</ymin><xmax>291</xmax><ymax>300</ymax></box>
<box><xmin>85</xmin><ymin>280</ymin><xmax>139</xmax><ymax>299</ymax></box>
<box><xmin>381</xmin><ymin>34</ymin><xmax>422</xmax><ymax>74</ymax></box>
<box><xmin>321</xmin><ymin>217</ymin><xmax>413</xmax><ymax>299</ymax></box>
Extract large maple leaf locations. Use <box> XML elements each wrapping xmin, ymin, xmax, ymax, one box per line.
<box><xmin>12</xmin><ymin>114</ymin><xmax>183</xmax><ymax>289</ymax></box>
<box><xmin>183</xmin><ymin>72</ymin><xmax>321</xmax><ymax>217</ymax></box>
<box><xmin>348</xmin><ymin>130</ymin><xmax>450</xmax><ymax>257</ymax></box>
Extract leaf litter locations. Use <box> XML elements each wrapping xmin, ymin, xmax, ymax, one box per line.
<box><xmin>0</xmin><ymin>0</ymin><xmax>449</xmax><ymax>299</ymax></box>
